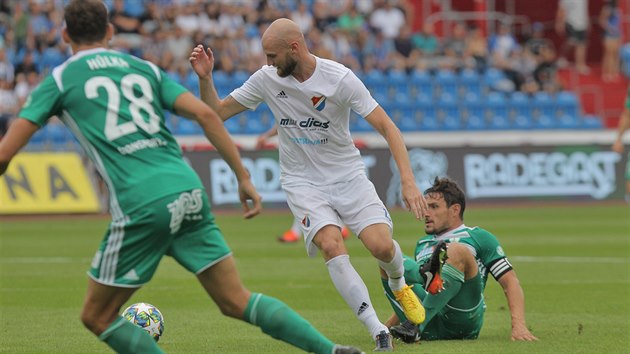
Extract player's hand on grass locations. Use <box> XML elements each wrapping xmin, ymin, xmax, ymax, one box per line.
<box><xmin>401</xmin><ymin>181</ymin><xmax>427</xmax><ymax>220</ymax></box>
<box><xmin>189</xmin><ymin>45</ymin><xmax>215</xmax><ymax>80</ymax></box>
<box><xmin>511</xmin><ymin>325</ymin><xmax>538</xmax><ymax>341</ymax></box>
<box><xmin>239</xmin><ymin>179</ymin><xmax>262</xmax><ymax>219</ymax></box>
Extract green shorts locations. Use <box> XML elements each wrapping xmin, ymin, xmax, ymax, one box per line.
<box><xmin>401</xmin><ymin>256</ymin><xmax>485</xmax><ymax>340</ymax></box>
<box><xmin>88</xmin><ymin>189</ymin><xmax>231</xmax><ymax>287</ymax></box>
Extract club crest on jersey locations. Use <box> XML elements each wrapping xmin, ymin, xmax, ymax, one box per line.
<box><xmin>302</xmin><ymin>215</ymin><xmax>311</xmax><ymax>228</ymax></box>
<box><xmin>311</xmin><ymin>95</ymin><xmax>326</xmax><ymax>111</ymax></box>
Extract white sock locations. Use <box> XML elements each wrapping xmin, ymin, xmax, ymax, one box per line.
<box><xmin>378</xmin><ymin>239</ymin><xmax>406</xmax><ymax>291</ymax></box>
<box><xmin>326</xmin><ymin>254</ymin><xmax>387</xmax><ymax>338</ymax></box>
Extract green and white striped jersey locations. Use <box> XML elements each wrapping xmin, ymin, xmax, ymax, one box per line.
<box><xmin>19</xmin><ymin>48</ymin><xmax>202</xmax><ymax>219</ymax></box>
<box><xmin>414</xmin><ymin>224</ymin><xmax>513</xmax><ymax>290</ymax></box>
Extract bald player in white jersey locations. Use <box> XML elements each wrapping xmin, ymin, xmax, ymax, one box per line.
<box><xmin>189</xmin><ymin>18</ymin><xmax>428</xmax><ymax>351</ymax></box>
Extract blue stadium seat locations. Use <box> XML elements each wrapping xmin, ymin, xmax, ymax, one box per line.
<box><xmin>486</xmin><ymin>92</ymin><xmax>508</xmax><ymax>118</ymax></box>
<box><xmin>483</xmin><ymin>68</ymin><xmax>508</xmax><ymax>91</ymax></box>
<box><xmin>435</xmin><ymin>69</ymin><xmax>458</xmax><ymax>97</ymax></box>
<box><xmin>557</xmin><ymin>114</ymin><xmax>579</xmax><ymax>129</ymax></box>
<box><xmin>459</xmin><ymin>69</ymin><xmax>483</xmax><ymax>95</ymax></box>
<box><xmin>509</xmin><ymin>91</ymin><xmax>531</xmax><ymax>118</ymax></box>
<box><xmin>386</xmin><ymin>70</ymin><xmax>409</xmax><ymax>99</ymax></box>
<box><xmin>461</xmin><ymin>92</ymin><xmax>484</xmax><ymax>118</ymax></box>
<box><xmin>436</xmin><ymin>92</ymin><xmax>458</xmax><ymax>120</ymax></box>
<box><xmin>232</xmin><ymin>70</ymin><xmax>250</xmax><ymax>86</ymax></box>
<box><xmin>533</xmin><ymin>114</ymin><xmax>556</xmax><ymax>129</ymax></box>
<box><xmin>488</xmin><ymin>115</ymin><xmax>510</xmax><ymax>130</ymax></box>
<box><xmin>464</xmin><ymin>115</ymin><xmax>486</xmax><ymax>130</ymax></box>
<box><xmin>442</xmin><ymin>115</ymin><xmax>462</xmax><ymax>130</ymax></box>
<box><xmin>420</xmin><ymin>115</ymin><xmax>440</xmax><ymax>131</ymax></box>
<box><xmin>555</xmin><ymin>91</ymin><xmax>579</xmax><ymax>117</ymax></box>
<box><xmin>409</xmin><ymin>70</ymin><xmax>434</xmax><ymax>97</ymax></box>
<box><xmin>176</xmin><ymin>119</ymin><xmax>201</xmax><ymax>135</ymax></box>
<box><xmin>350</xmin><ymin>112</ymin><xmax>373</xmax><ymax>132</ymax></box>
<box><xmin>580</xmin><ymin>115</ymin><xmax>604</xmax><ymax>129</ymax></box>
<box><xmin>513</xmin><ymin>115</ymin><xmax>533</xmax><ymax>130</ymax></box>
<box><xmin>532</xmin><ymin>91</ymin><xmax>555</xmax><ymax>117</ymax></box>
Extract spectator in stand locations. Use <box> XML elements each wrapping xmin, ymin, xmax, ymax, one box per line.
<box><xmin>393</xmin><ymin>25</ymin><xmax>417</xmax><ymax>70</ymax></box>
<box><xmin>465</xmin><ymin>24</ymin><xmax>489</xmax><ymax>72</ymax></box>
<box><xmin>14</xmin><ymin>71</ymin><xmax>40</xmax><ymax>108</ymax></box>
<box><xmin>440</xmin><ymin>22</ymin><xmax>470</xmax><ymax>70</ymax></box>
<box><xmin>109</xmin><ymin>0</ymin><xmax>145</xmax><ymax>52</ymax></box>
<box><xmin>599</xmin><ymin>0</ymin><xmax>622</xmax><ymax>82</ymax></box>
<box><xmin>412</xmin><ymin>22</ymin><xmax>439</xmax><ymax>57</ymax></box>
<box><xmin>524</xmin><ymin>22</ymin><xmax>553</xmax><ymax>60</ymax></box>
<box><xmin>369</xmin><ymin>0</ymin><xmax>406</xmax><ymax>40</ymax></box>
<box><xmin>11</xmin><ymin>2</ymin><xmax>29</xmax><ymax>51</ymax></box>
<box><xmin>533</xmin><ymin>45</ymin><xmax>563</xmax><ymax>93</ymax></box>
<box><xmin>362</xmin><ymin>29</ymin><xmax>395</xmax><ymax>72</ymax></box>
<box><xmin>488</xmin><ymin>23</ymin><xmax>518</xmax><ymax>66</ymax></box>
<box><xmin>0</xmin><ymin>76</ymin><xmax>17</xmax><ymax>137</ymax></box>
<box><xmin>337</xmin><ymin>4</ymin><xmax>366</xmax><ymax>37</ymax></box>
<box><xmin>141</xmin><ymin>27</ymin><xmax>174</xmax><ymax>70</ymax></box>
<box><xmin>291</xmin><ymin>2</ymin><xmax>314</xmax><ymax>34</ymax></box>
<box><xmin>555</xmin><ymin>0</ymin><xmax>590</xmax><ymax>74</ymax></box>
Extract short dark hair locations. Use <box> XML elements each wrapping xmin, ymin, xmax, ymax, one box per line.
<box><xmin>424</xmin><ymin>177</ymin><xmax>466</xmax><ymax>219</ymax></box>
<box><xmin>64</xmin><ymin>0</ymin><xmax>109</xmax><ymax>45</ymax></box>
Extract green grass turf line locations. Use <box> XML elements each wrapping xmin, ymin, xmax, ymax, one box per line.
<box><xmin>0</xmin><ymin>205</ymin><xmax>628</xmax><ymax>353</ymax></box>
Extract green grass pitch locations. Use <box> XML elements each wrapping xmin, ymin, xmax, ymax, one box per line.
<box><xmin>1</xmin><ymin>204</ymin><xmax>628</xmax><ymax>353</ymax></box>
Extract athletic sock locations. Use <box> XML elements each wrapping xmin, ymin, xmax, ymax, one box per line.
<box><xmin>327</xmin><ymin>254</ymin><xmax>386</xmax><ymax>338</ymax></box>
<box><xmin>244</xmin><ymin>293</ymin><xmax>335</xmax><ymax>354</ymax></box>
<box><xmin>419</xmin><ymin>263</ymin><xmax>465</xmax><ymax>332</ymax></box>
<box><xmin>99</xmin><ymin>316</ymin><xmax>164</xmax><ymax>354</ymax></box>
<box><xmin>378</xmin><ymin>240</ymin><xmax>406</xmax><ymax>291</ymax></box>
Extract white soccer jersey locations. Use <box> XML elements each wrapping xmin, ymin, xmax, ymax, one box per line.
<box><xmin>231</xmin><ymin>56</ymin><xmax>378</xmax><ymax>185</ymax></box>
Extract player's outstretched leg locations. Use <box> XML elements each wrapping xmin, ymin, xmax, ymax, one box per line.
<box><xmin>245</xmin><ymin>293</ymin><xmax>365</xmax><ymax>354</ymax></box>
<box><xmin>420</xmin><ymin>241</ymin><xmax>449</xmax><ymax>295</ymax></box>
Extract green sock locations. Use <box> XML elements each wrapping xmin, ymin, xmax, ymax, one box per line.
<box><xmin>244</xmin><ymin>293</ymin><xmax>335</xmax><ymax>354</ymax></box>
<box><xmin>419</xmin><ymin>263</ymin><xmax>465</xmax><ymax>332</ymax></box>
<box><xmin>99</xmin><ymin>316</ymin><xmax>164</xmax><ymax>354</ymax></box>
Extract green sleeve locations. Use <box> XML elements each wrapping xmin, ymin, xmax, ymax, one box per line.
<box><xmin>158</xmin><ymin>69</ymin><xmax>188</xmax><ymax>111</ymax></box>
<box><xmin>476</xmin><ymin>230</ymin><xmax>506</xmax><ymax>267</ymax></box>
<box><xmin>18</xmin><ymin>76</ymin><xmax>62</xmax><ymax>127</ymax></box>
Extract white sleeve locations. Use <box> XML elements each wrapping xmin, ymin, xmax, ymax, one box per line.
<box><xmin>230</xmin><ymin>69</ymin><xmax>265</xmax><ymax>110</ymax></box>
<box><xmin>338</xmin><ymin>70</ymin><xmax>379</xmax><ymax>118</ymax></box>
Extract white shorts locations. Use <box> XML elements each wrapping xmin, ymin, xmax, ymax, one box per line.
<box><xmin>283</xmin><ymin>173</ymin><xmax>393</xmax><ymax>257</ymax></box>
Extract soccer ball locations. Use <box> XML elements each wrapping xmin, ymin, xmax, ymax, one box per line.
<box><xmin>122</xmin><ymin>302</ymin><xmax>165</xmax><ymax>341</ymax></box>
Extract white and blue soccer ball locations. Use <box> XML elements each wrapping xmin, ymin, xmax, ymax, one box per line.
<box><xmin>122</xmin><ymin>302</ymin><xmax>165</xmax><ymax>342</ymax></box>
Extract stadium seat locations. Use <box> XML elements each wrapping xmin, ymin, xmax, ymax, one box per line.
<box><xmin>409</xmin><ymin>70</ymin><xmax>434</xmax><ymax>97</ymax></box>
<box><xmin>488</xmin><ymin>115</ymin><xmax>510</xmax><ymax>130</ymax></box>
<box><xmin>464</xmin><ymin>114</ymin><xmax>486</xmax><ymax>130</ymax></box>
<box><xmin>486</xmin><ymin>92</ymin><xmax>508</xmax><ymax>118</ymax></box>
<box><xmin>176</xmin><ymin>118</ymin><xmax>201</xmax><ymax>135</ymax></box>
<box><xmin>483</xmin><ymin>68</ymin><xmax>510</xmax><ymax>91</ymax></box>
<box><xmin>459</xmin><ymin>69</ymin><xmax>483</xmax><ymax>95</ymax></box>
<box><xmin>461</xmin><ymin>92</ymin><xmax>484</xmax><ymax>118</ymax></box>
<box><xmin>442</xmin><ymin>115</ymin><xmax>462</xmax><ymax>130</ymax></box>
<box><xmin>532</xmin><ymin>91</ymin><xmax>555</xmax><ymax>117</ymax></box>
<box><xmin>555</xmin><ymin>91</ymin><xmax>579</xmax><ymax>117</ymax></box>
<box><xmin>435</xmin><ymin>69</ymin><xmax>458</xmax><ymax>97</ymax></box>
<box><xmin>350</xmin><ymin>112</ymin><xmax>373</xmax><ymax>132</ymax></box>
<box><xmin>580</xmin><ymin>115</ymin><xmax>604</xmax><ymax>129</ymax></box>
<box><xmin>386</xmin><ymin>70</ymin><xmax>410</xmax><ymax>99</ymax></box>
<box><xmin>557</xmin><ymin>114</ymin><xmax>579</xmax><ymax>129</ymax></box>
<box><xmin>436</xmin><ymin>92</ymin><xmax>458</xmax><ymax>120</ymax></box>
<box><xmin>513</xmin><ymin>115</ymin><xmax>533</xmax><ymax>130</ymax></box>
<box><xmin>509</xmin><ymin>91</ymin><xmax>531</xmax><ymax>118</ymax></box>
<box><xmin>533</xmin><ymin>114</ymin><xmax>556</xmax><ymax>129</ymax></box>
<box><xmin>419</xmin><ymin>115</ymin><xmax>440</xmax><ymax>131</ymax></box>
<box><xmin>232</xmin><ymin>70</ymin><xmax>250</xmax><ymax>86</ymax></box>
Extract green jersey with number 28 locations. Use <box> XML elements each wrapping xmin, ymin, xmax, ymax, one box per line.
<box><xmin>19</xmin><ymin>48</ymin><xmax>202</xmax><ymax>218</ymax></box>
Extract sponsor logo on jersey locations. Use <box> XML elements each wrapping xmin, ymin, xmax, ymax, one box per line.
<box><xmin>279</xmin><ymin>117</ymin><xmax>330</xmax><ymax>129</ymax></box>
<box><xmin>311</xmin><ymin>95</ymin><xmax>326</xmax><ymax>111</ymax></box>
<box><xmin>276</xmin><ymin>90</ymin><xmax>288</xmax><ymax>98</ymax></box>
<box><xmin>301</xmin><ymin>215</ymin><xmax>310</xmax><ymax>228</ymax></box>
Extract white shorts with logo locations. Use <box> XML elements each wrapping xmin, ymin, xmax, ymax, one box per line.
<box><xmin>283</xmin><ymin>173</ymin><xmax>393</xmax><ymax>257</ymax></box>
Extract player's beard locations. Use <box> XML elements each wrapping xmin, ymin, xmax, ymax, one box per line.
<box><xmin>276</xmin><ymin>55</ymin><xmax>297</xmax><ymax>77</ymax></box>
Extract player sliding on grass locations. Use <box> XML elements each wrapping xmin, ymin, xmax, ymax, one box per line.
<box><xmin>190</xmin><ymin>17</ymin><xmax>428</xmax><ymax>351</ymax></box>
<box><xmin>0</xmin><ymin>1</ymin><xmax>364</xmax><ymax>353</ymax></box>
<box><xmin>381</xmin><ymin>177</ymin><xmax>538</xmax><ymax>343</ymax></box>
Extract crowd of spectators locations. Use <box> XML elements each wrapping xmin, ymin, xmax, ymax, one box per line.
<box><xmin>0</xmin><ymin>0</ymin><xmax>573</xmax><ymax>136</ymax></box>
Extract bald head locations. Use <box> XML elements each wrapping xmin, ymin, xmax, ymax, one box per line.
<box><xmin>262</xmin><ymin>18</ymin><xmax>305</xmax><ymax>48</ymax></box>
